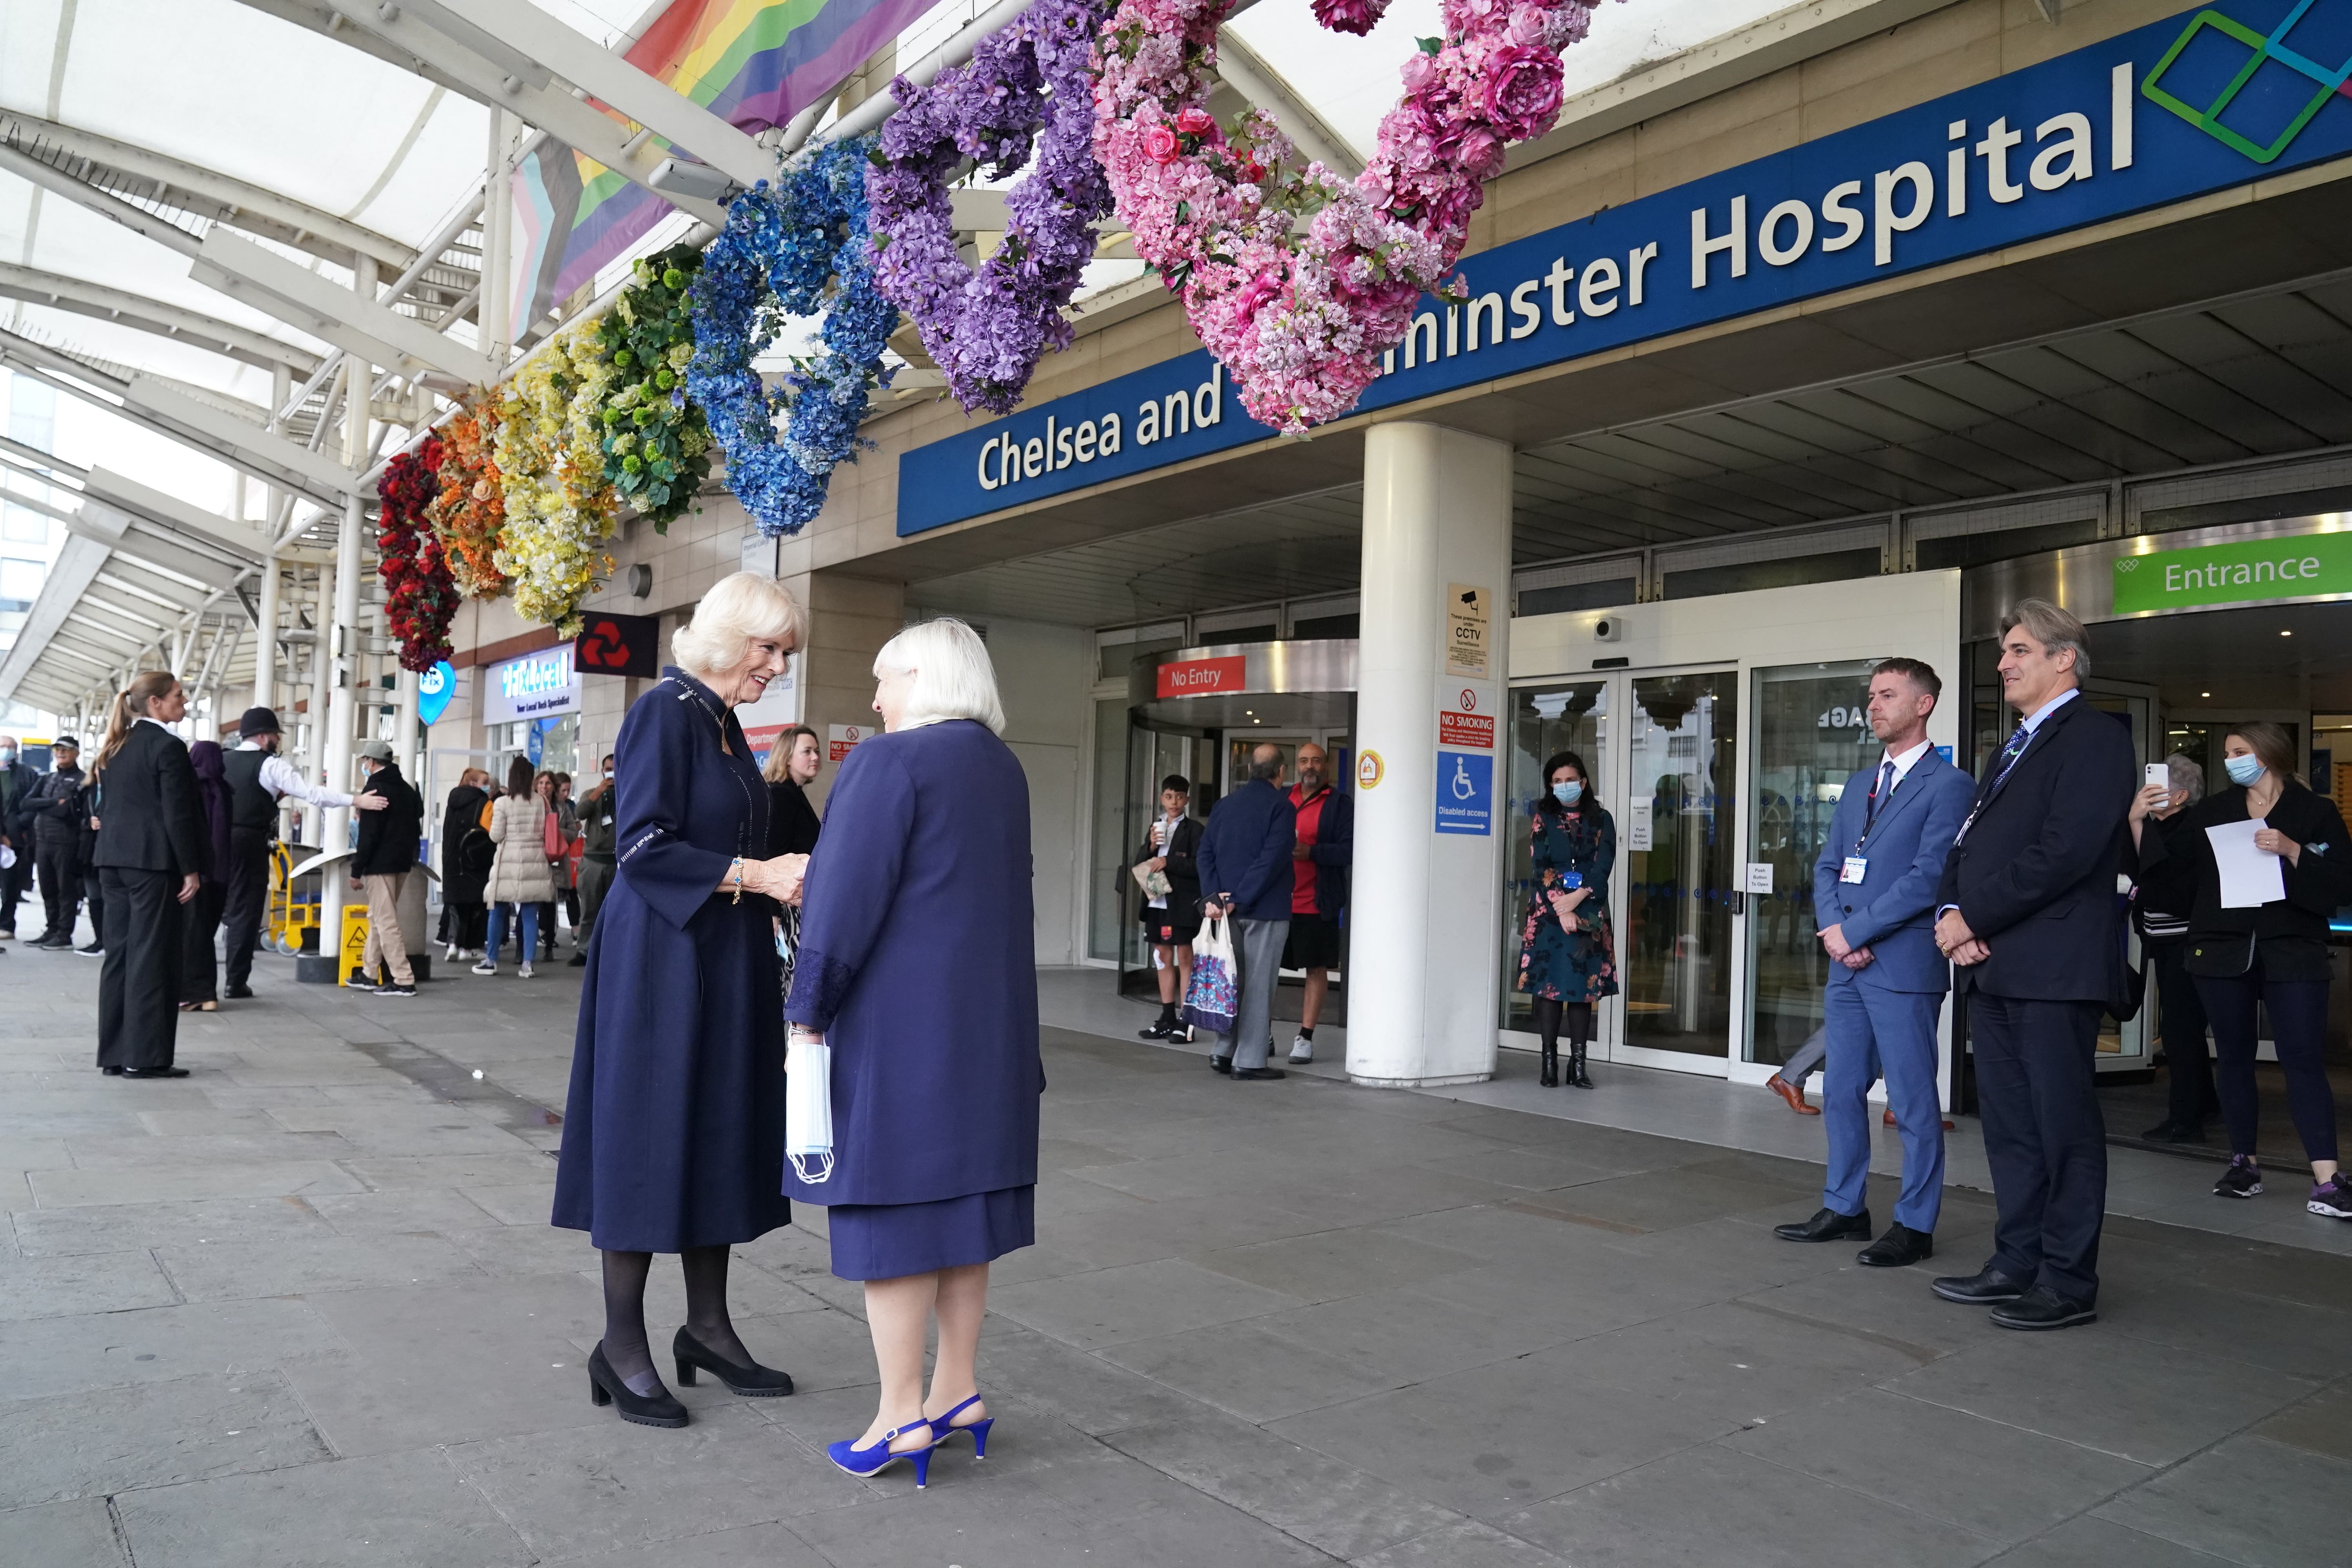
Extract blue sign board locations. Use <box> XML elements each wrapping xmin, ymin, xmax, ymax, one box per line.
<box><xmin>1436</xmin><ymin>751</ymin><xmax>1495</xmax><ymax>837</ymax></box>
<box><xmin>416</xmin><ymin>660</ymin><xmax>456</xmax><ymax>726</ymax></box>
<box><xmin>898</xmin><ymin>0</ymin><xmax>2352</xmax><ymax>537</ymax></box>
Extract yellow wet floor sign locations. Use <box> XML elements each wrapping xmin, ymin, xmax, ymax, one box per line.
<box><xmin>339</xmin><ymin>903</ymin><xmax>371</xmax><ymax>986</ymax></box>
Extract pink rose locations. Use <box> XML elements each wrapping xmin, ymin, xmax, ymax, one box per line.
<box><xmin>1175</xmin><ymin>105</ymin><xmax>1215</xmax><ymax>136</ymax></box>
<box><xmin>1399</xmin><ymin>52</ymin><xmax>1438</xmax><ymax>94</ymax></box>
<box><xmin>1311</xmin><ymin>0</ymin><xmax>1388</xmax><ymax>35</ymax></box>
<box><xmin>1144</xmin><ymin>124</ymin><xmax>1181</xmax><ymax>163</ymax></box>
<box><xmin>1231</xmin><ymin>270</ymin><xmax>1285</xmax><ymax>323</ymax></box>
<box><xmin>1482</xmin><ymin>45</ymin><xmax>1565</xmax><ymax>141</ymax></box>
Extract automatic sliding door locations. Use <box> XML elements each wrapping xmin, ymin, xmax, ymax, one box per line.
<box><xmin>1745</xmin><ymin>662</ymin><xmax>1877</xmax><ymax>1066</ymax></box>
<box><xmin>1625</xmin><ymin>673</ymin><xmax>1737</xmax><ymax>1058</ymax></box>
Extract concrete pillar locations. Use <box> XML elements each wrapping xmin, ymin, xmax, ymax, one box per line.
<box><xmin>320</xmin><ymin>345</ymin><xmax>368</xmax><ymax>955</ymax></box>
<box><xmin>252</xmin><ymin>557</ymin><xmax>279</xmax><ymax>716</ymax></box>
<box><xmin>306</xmin><ymin>566</ymin><xmax>334</xmax><ymax>849</ymax></box>
<box><xmin>483</xmin><ymin>114</ymin><xmax>512</xmax><ymax>363</ymax></box>
<box><xmin>782</xmin><ymin>568</ymin><xmax>904</xmax><ymax>814</ymax></box>
<box><xmin>1345</xmin><ymin>422</ymin><xmax>1514</xmax><ymax>1089</ymax></box>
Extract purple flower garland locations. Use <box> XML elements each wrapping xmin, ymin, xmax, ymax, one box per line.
<box><xmin>866</xmin><ymin>0</ymin><xmax>1117</xmax><ymax>415</ymax></box>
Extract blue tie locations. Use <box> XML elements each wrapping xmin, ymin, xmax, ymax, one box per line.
<box><xmin>1987</xmin><ymin>722</ymin><xmax>2032</xmax><ymax>793</ymax></box>
<box><xmin>1863</xmin><ymin>759</ymin><xmax>1895</xmax><ymax>835</ymax></box>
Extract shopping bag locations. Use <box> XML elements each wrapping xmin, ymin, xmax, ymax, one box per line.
<box><xmin>785</xmin><ymin>1031</ymin><xmax>834</xmax><ymax>1184</ymax></box>
<box><xmin>1180</xmin><ymin>915</ymin><xmax>1238</xmax><ymax>1036</ymax></box>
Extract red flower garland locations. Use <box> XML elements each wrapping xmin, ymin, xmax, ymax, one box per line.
<box><xmin>376</xmin><ymin>434</ymin><xmax>461</xmax><ymax>672</ymax></box>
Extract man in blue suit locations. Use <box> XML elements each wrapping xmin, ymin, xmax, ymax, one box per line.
<box><xmin>1776</xmin><ymin>658</ymin><xmax>1974</xmax><ymax>1267</ymax></box>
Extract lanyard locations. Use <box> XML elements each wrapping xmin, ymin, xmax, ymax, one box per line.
<box><xmin>1854</xmin><ymin>758</ymin><xmax>1897</xmax><ymax>853</ymax></box>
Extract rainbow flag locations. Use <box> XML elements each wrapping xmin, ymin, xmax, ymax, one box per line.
<box><xmin>512</xmin><ymin>0</ymin><xmax>940</xmax><ymax>327</ymax></box>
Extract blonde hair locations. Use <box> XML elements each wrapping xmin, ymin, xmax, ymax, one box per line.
<box><xmin>761</xmin><ymin>723</ymin><xmax>819</xmax><ymax>783</ymax></box>
<box><xmin>672</xmin><ymin>572</ymin><xmax>806</xmax><ymax>680</ymax></box>
<box><xmin>94</xmin><ymin>671</ymin><xmax>179</xmax><ymax>776</ymax></box>
<box><xmin>874</xmin><ymin>618</ymin><xmax>1005</xmax><ymax>734</ymax></box>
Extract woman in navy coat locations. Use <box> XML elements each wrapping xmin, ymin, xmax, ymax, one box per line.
<box><xmin>786</xmin><ymin>617</ymin><xmax>1042</xmax><ymax>1485</ymax></box>
<box><xmin>553</xmin><ymin>572</ymin><xmax>815</xmax><ymax>1429</ymax></box>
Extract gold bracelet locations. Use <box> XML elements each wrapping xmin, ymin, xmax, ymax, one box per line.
<box><xmin>730</xmin><ymin>858</ymin><xmax>744</xmax><ymax>903</ymax></box>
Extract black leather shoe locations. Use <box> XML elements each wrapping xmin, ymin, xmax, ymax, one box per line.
<box><xmin>224</xmin><ymin>984</ymin><xmax>254</xmax><ymax>999</ymax></box>
<box><xmin>1990</xmin><ymin>1285</ymin><xmax>2097</xmax><ymax>1331</ymax></box>
<box><xmin>1930</xmin><ymin>1263</ymin><xmax>2029</xmax><ymax>1305</ymax></box>
<box><xmin>120</xmin><ymin>1066</ymin><xmax>191</xmax><ymax>1079</ymax></box>
<box><xmin>673</xmin><ymin>1326</ymin><xmax>795</xmax><ymax>1396</ymax></box>
<box><xmin>1775</xmin><ymin>1206</ymin><xmax>1871</xmax><ymax>1243</ymax></box>
<box><xmin>101</xmin><ymin>1065</ymin><xmax>123</xmax><ymax>1075</ymax></box>
<box><xmin>1209</xmin><ymin>1056</ymin><xmax>1232</xmax><ymax>1074</ymax></box>
<box><xmin>588</xmin><ymin>1342</ymin><xmax>687</xmax><ymax>1428</ymax></box>
<box><xmin>1232</xmin><ymin>1067</ymin><xmax>1287</xmax><ymax>1080</ymax></box>
<box><xmin>1856</xmin><ymin>1223</ymin><xmax>1933</xmax><ymax>1267</ymax></box>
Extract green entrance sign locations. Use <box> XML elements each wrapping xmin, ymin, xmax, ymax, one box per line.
<box><xmin>2111</xmin><ymin>531</ymin><xmax>2352</xmax><ymax>614</ymax></box>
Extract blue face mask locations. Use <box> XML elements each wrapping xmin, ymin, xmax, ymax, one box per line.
<box><xmin>2224</xmin><ymin>753</ymin><xmax>2264</xmax><ymax>787</ymax></box>
<box><xmin>1551</xmin><ymin>780</ymin><xmax>1583</xmax><ymax>806</ymax></box>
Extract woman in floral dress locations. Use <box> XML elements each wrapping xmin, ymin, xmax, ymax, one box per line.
<box><xmin>1517</xmin><ymin>750</ymin><xmax>1618</xmax><ymax>1088</ymax></box>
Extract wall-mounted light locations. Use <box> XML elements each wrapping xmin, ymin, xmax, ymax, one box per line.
<box><xmin>626</xmin><ymin>563</ymin><xmax>653</xmax><ymax>599</ymax></box>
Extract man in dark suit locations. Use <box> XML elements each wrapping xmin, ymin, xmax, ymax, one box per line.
<box><xmin>93</xmin><ymin>675</ymin><xmax>207</xmax><ymax>1078</ymax></box>
<box><xmin>1776</xmin><ymin>658</ymin><xmax>1975</xmax><ymax>1267</ymax></box>
<box><xmin>1196</xmin><ymin>744</ymin><xmax>1298</xmax><ymax>1080</ymax></box>
<box><xmin>1930</xmin><ymin>599</ymin><xmax>2134</xmax><ymax>1330</ymax></box>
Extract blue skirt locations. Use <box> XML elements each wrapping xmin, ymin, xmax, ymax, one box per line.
<box><xmin>824</xmin><ymin>1185</ymin><xmax>1035</xmax><ymax>1281</ymax></box>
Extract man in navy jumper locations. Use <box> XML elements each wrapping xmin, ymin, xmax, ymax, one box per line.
<box><xmin>1196</xmin><ymin>744</ymin><xmax>1299</xmax><ymax>1080</ymax></box>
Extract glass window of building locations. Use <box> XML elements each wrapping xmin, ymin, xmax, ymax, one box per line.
<box><xmin>1624</xmin><ymin>673</ymin><xmax>1737</xmax><ymax>1058</ymax></box>
<box><xmin>1500</xmin><ymin>682</ymin><xmax>1606</xmax><ymax>1031</ymax></box>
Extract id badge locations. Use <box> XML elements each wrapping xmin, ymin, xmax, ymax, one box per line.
<box><xmin>1840</xmin><ymin>856</ymin><xmax>1868</xmax><ymax>884</ymax></box>
<box><xmin>1560</xmin><ymin>871</ymin><xmax>1583</xmax><ymax>890</ymax></box>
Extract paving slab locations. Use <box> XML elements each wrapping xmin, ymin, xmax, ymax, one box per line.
<box><xmin>9</xmin><ymin>1194</ymin><xmax>334</xmax><ymax>1256</ymax></box>
<box><xmin>0</xmin><ymin>1247</ymin><xmax>181</xmax><ymax>1320</ymax></box>
<box><xmin>2091</xmin><ymin>1434</ymin><xmax>2352</xmax><ymax>1568</ymax></box>
<box><xmin>153</xmin><ymin>1231</ymin><xmax>486</xmax><ymax>1302</ymax></box>
<box><xmin>28</xmin><ymin>1161</ymin><xmax>367</xmax><ymax>1208</ymax></box>
<box><xmin>0</xmin><ymin>1370</ymin><xmax>331</xmax><ymax>1507</ymax></box>
<box><xmin>0</xmin><ymin>1297</ymin><xmax>348</xmax><ymax>1400</ymax></box>
<box><xmin>0</xmin><ymin>1497</ymin><xmax>129</xmax><ymax>1568</ymax></box>
<box><xmin>111</xmin><ymin>1447</ymin><xmax>532</xmax><ymax>1568</ymax></box>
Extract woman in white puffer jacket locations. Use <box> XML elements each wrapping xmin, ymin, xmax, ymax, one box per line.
<box><xmin>476</xmin><ymin>755</ymin><xmax>557</xmax><ymax>977</ymax></box>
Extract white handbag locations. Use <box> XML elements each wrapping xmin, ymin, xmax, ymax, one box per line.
<box><xmin>784</xmin><ymin>1031</ymin><xmax>835</xmax><ymax>1184</ymax></box>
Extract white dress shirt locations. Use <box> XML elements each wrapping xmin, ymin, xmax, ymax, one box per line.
<box><xmin>1879</xmin><ymin>737</ymin><xmax>1934</xmax><ymax>794</ymax></box>
<box><xmin>234</xmin><ymin>739</ymin><xmax>354</xmax><ymax>809</ymax></box>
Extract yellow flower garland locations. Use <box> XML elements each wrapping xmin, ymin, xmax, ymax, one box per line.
<box><xmin>494</xmin><ymin>319</ymin><xmax>621</xmax><ymax>636</ymax></box>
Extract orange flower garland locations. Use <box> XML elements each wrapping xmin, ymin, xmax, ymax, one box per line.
<box><xmin>428</xmin><ymin>403</ymin><xmax>509</xmax><ymax>600</ymax></box>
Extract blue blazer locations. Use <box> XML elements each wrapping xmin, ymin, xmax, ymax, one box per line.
<box><xmin>1812</xmin><ymin>746</ymin><xmax>1974</xmax><ymax>995</ymax></box>
<box><xmin>1196</xmin><ymin>777</ymin><xmax>1298</xmax><ymax>922</ymax></box>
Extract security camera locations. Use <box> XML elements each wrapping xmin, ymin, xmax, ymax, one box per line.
<box><xmin>1593</xmin><ymin>617</ymin><xmax>1624</xmax><ymax>643</ymax></box>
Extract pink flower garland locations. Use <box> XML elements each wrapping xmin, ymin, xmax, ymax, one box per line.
<box><xmin>1093</xmin><ymin>0</ymin><xmax>1602</xmax><ymax>432</ymax></box>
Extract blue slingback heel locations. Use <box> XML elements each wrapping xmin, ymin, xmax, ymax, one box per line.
<box><xmin>827</xmin><ymin>1419</ymin><xmax>938</xmax><ymax>1486</ymax></box>
<box><xmin>927</xmin><ymin>1394</ymin><xmax>993</xmax><ymax>1459</ymax></box>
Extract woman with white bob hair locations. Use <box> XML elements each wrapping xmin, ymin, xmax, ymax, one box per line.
<box><xmin>785</xmin><ymin>616</ymin><xmax>1042</xmax><ymax>1486</ymax></box>
<box><xmin>553</xmin><ymin>571</ymin><xmax>814</xmax><ymax>1428</ymax></box>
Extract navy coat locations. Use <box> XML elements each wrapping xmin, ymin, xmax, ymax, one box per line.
<box><xmin>1935</xmin><ymin>694</ymin><xmax>2136</xmax><ymax>1007</ymax></box>
<box><xmin>552</xmin><ymin>670</ymin><xmax>792</xmax><ymax>1252</ymax></box>
<box><xmin>784</xmin><ymin>719</ymin><xmax>1042</xmax><ymax>1208</ymax></box>
<box><xmin>1809</xmin><ymin>748</ymin><xmax>1974</xmax><ymax>995</ymax></box>
<box><xmin>1195</xmin><ymin>777</ymin><xmax>1297</xmax><ymax>922</ymax></box>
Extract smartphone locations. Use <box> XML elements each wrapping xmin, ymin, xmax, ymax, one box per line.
<box><xmin>2145</xmin><ymin>763</ymin><xmax>2170</xmax><ymax>791</ymax></box>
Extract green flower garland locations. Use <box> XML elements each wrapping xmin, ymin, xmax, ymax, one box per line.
<box><xmin>597</xmin><ymin>242</ymin><xmax>712</xmax><ymax>534</ymax></box>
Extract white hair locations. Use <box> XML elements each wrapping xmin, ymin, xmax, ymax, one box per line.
<box><xmin>875</xmin><ymin>618</ymin><xmax>1005</xmax><ymax>734</ymax></box>
<box><xmin>672</xmin><ymin>572</ymin><xmax>806</xmax><ymax>679</ymax></box>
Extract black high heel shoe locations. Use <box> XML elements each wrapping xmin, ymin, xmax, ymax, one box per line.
<box><xmin>673</xmin><ymin>1326</ymin><xmax>795</xmax><ymax>1397</ymax></box>
<box><xmin>588</xmin><ymin>1342</ymin><xmax>688</xmax><ymax>1428</ymax></box>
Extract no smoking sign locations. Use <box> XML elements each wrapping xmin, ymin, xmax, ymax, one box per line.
<box><xmin>1438</xmin><ymin>686</ymin><xmax>1494</xmax><ymax>750</ymax></box>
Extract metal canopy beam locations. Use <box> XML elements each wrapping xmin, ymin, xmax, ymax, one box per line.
<box><xmin>410</xmin><ymin>0</ymin><xmax>777</xmax><ymax>189</ymax></box>
<box><xmin>83</xmin><ymin>467</ymin><xmax>274</xmax><ymax>564</ymax></box>
<box><xmin>260</xmin><ymin>0</ymin><xmax>729</xmax><ymax>226</ymax></box>
<box><xmin>0</xmin><ymin>110</ymin><xmax>416</xmax><ymax>273</ymax></box>
<box><xmin>0</xmin><ymin>262</ymin><xmax>321</xmax><ymax>376</ymax></box>
<box><xmin>191</xmin><ymin>231</ymin><xmax>490</xmax><ymax>386</ymax></box>
<box><xmin>118</xmin><ymin>376</ymin><xmax>362</xmax><ymax>502</ymax></box>
<box><xmin>0</xmin><ymin>532</ymin><xmax>110</xmax><ymax>700</ymax></box>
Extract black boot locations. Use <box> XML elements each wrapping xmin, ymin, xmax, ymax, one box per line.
<box><xmin>1539</xmin><ymin>1045</ymin><xmax>1559</xmax><ymax>1087</ymax></box>
<box><xmin>1567</xmin><ymin>1043</ymin><xmax>1594</xmax><ymax>1089</ymax></box>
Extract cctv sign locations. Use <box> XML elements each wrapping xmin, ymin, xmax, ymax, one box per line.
<box><xmin>1445</xmin><ymin>584</ymin><xmax>1491</xmax><ymax>679</ymax></box>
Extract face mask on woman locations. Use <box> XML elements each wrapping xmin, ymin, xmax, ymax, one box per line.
<box><xmin>2225</xmin><ymin>753</ymin><xmax>2264</xmax><ymax>787</ymax></box>
<box><xmin>1551</xmin><ymin>780</ymin><xmax>1583</xmax><ymax>806</ymax></box>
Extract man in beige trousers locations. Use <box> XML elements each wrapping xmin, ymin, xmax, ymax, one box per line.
<box><xmin>349</xmin><ymin>740</ymin><xmax>426</xmax><ymax>996</ymax></box>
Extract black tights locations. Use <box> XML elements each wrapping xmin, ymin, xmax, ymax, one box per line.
<box><xmin>599</xmin><ymin>1245</ymin><xmax>753</xmax><ymax>1395</ymax></box>
<box><xmin>1531</xmin><ymin>998</ymin><xmax>1594</xmax><ymax>1051</ymax></box>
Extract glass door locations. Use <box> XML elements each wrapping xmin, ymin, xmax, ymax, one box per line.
<box><xmin>1499</xmin><ymin>682</ymin><xmax>1609</xmax><ymax>1035</ymax></box>
<box><xmin>1745</xmin><ymin>662</ymin><xmax>1880</xmax><ymax>1067</ymax></box>
<box><xmin>1623</xmin><ymin>672</ymin><xmax>1739</xmax><ymax>1060</ymax></box>
<box><xmin>2086</xmin><ymin>680</ymin><xmax>2157</xmax><ymax>1072</ymax></box>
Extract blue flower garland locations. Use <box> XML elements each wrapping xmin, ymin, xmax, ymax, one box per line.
<box><xmin>688</xmin><ymin>136</ymin><xmax>897</xmax><ymax>538</ymax></box>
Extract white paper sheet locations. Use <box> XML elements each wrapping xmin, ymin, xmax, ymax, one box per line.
<box><xmin>2207</xmin><ymin>819</ymin><xmax>2285</xmax><ymax>909</ymax></box>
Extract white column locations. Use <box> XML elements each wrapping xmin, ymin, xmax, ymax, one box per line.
<box><xmin>252</xmin><ymin>557</ymin><xmax>279</xmax><ymax>716</ymax></box>
<box><xmin>482</xmin><ymin>114</ymin><xmax>512</xmax><ymax>363</ymax></box>
<box><xmin>302</xmin><ymin>566</ymin><xmax>331</xmax><ymax>848</ymax></box>
<box><xmin>1345</xmin><ymin>422</ymin><xmax>1514</xmax><ymax>1088</ymax></box>
<box><xmin>319</xmin><ymin>261</ymin><xmax>376</xmax><ymax>958</ymax></box>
